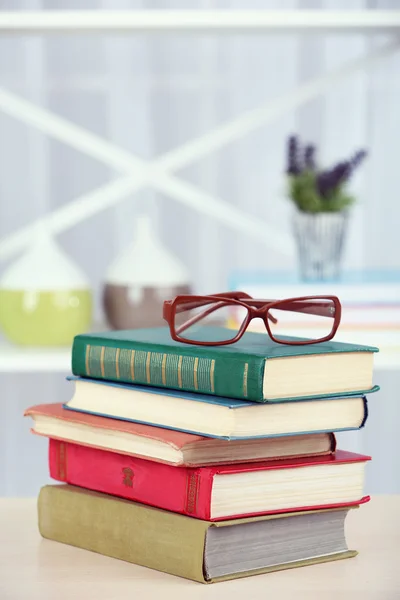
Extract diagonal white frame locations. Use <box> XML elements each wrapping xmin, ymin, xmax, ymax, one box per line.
<box><xmin>0</xmin><ymin>10</ymin><xmax>400</xmax><ymax>33</ymax></box>
<box><xmin>0</xmin><ymin>39</ymin><xmax>398</xmax><ymax>262</ymax></box>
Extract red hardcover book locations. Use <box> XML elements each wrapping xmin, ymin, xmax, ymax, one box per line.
<box><xmin>49</xmin><ymin>439</ymin><xmax>370</xmax><ymax>521</ymax></box>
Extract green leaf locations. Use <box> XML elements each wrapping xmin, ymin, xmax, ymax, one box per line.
<box><xmin>287</xmin><ymin>174</ymin><xmax>356</xmax><ymax>214</ymax></box>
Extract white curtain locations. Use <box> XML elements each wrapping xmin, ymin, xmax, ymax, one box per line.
<box><xmin>0</xmin><ymin>0</ymin><xmax>399</xmax><ymax>495</ymax></box>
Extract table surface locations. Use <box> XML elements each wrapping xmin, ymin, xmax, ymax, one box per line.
<box><xmin>0</xmin><ymin>495</ymin><xmax>399</xmax><ymax>600</ymax></box>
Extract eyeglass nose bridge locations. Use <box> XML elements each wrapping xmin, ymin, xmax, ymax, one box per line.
<box><xmin>248</xmin><ymin>306</ymin><xmax>268</xmax><ymax>318</ymax></box>
<box><xmin>243</xmin><ymin>313</ymin><xmax>270</xmax><ymax>336</ymax></box>
<box><xmin>246</xmin><ymin>306</ymin><xmax>277</xmax><ymax>327</ymax></box>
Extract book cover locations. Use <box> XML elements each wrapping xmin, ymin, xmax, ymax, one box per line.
<box><xmin>25</xmin><ymin>403</ymin><xmax>336</xmax><ymax>466</ymax></box>
<box><xmin>49</xmin><ymin>439</ymin><xmax>370</xmax><ymax>521</ymax></box>
<box><xmin>71</xmin><ymin>326</ymin><xmax>379</xmax><ymax>402</ymax></box>
<box><xmin>38</xmin><ymin>484</ymin><xmax>359</xmax><ymax>583</ymax></box>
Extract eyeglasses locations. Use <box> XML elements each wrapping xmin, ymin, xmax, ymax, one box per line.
<box><xmin>163</xmin><ymin>292</ymin><xmax>341</xmax><ymax>346</ymax></box>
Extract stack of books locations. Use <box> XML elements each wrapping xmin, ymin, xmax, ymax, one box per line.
<box><xmin>25</xmin><ymin>326</ymin><xmax>378</xmax><ymax>584</ymax></box>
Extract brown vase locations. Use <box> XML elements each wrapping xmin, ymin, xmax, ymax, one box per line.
<box><xmin>103</xmin><ymin>216</ymin><xmax>192</xmax><ymax>330</ymax></box>
<box><xmin>103</xmin><ymin>284</ymin><xmax>191</xmax><ymax>330</ymax></box>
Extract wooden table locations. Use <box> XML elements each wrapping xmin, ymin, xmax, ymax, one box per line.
<box><xmin>0</xmin><ymin>495</ymin><xmax>399</xmax><ymax>600</ymax></box>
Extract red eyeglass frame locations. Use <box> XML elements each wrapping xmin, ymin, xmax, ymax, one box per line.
<box><xmin>163</xmin><ymin>291</ymin><xmax>342</xmax><ymax>346</ymax></box>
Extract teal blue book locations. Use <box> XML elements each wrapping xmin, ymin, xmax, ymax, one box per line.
<box><xmin>71</xmin><ymin>327</ymin><xmax>379</xmax><ymax>403</ymax></box>
<box><xmin>64</xmin><ymin>377</ymin><xmax>369</xmax><ymax>440</ymax></box>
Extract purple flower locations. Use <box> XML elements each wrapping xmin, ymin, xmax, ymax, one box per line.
<box><xmin>286</xmin><ymin>136</ymin><xmax>367</xmax><ymax>199</ymax></box>
<box><xmin>332</xmin><ymin>161</ymin><xmax>352</xmax><ymax>184</ymax></box>
<box><xmin>316</xmin><ymin>170</ymin><xmax>333</xmax><ymax>197</ymax></box>
<box><xmin>318</xmin><ymin>150</ymin><xmax>367</xmax><ymax>196</ymax></box>
<box><xmin>351</xmin><ymin>149</ymin><xmax>367</xmax><ymax>170</ymax></box>
<box><xmin>304</xmin><ymin>144</ymin><xmax>316</xmax><ymax>170</ymax></box>
<box><xmin>287</xmin><ymin>135</ymin><xmax>301</xmax><ymax>175</ymax></box>
<box><xmin>316</xmin><ymin>161</ymin><xmax>351</xmax><ymax>197</ymax></box>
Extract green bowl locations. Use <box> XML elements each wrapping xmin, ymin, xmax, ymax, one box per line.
<box><xmin>0</xmin><ymin>289</ymin><xmax>92</xmax><ymax>346</ymax></box>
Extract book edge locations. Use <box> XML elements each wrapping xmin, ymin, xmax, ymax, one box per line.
<box><xmin>207</xmin><ymin>550</ymin><xmax>358</xmax><ymax>584</ymax></box>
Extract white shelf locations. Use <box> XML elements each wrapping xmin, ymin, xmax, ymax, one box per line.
<box><xmin>0</xmin><ymin>341</ymin><xmax>71</xmax><ymax>373</ymax></box>
<box><xmin>0</xmin><ymin>11</ymin><xmax>399</xmax><ymax>34</ymax></box>
<box><xmin>0</xmin><ymin>331</ymin><xmax>398</xmax><ymax>373</ymax></box>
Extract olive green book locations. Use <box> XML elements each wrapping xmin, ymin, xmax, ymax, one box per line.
<box><xmin>71</xmin><ymin>326</ymin><xmax>379</xmax><ymax>402</ymax></box>
<box><xmin>38</xmin><ymin>485</ymin><xmax>358</xmax><ymax>584</ymax></box>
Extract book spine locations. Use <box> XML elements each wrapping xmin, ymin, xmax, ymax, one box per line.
<box><xmin>360</xmin><ymin>396</ymin><xmax>369</xmax><ymax>428</ymax></box>
<box><xmin>38</xmin><ymin>484</ymin><xmax>209</xmax><ymax>583</ymax></box>
<box><xmin>329</xmin><ymin>433</ymin><xmax>337</xmax><ymax>453</ymax></box>
<box><xmin>71</xmin><ymin>335</ymin><xmax>265</xmax><ymax>401</ymax></box>
<box><xmin>49</xmin><ymin>439</ymin><xmax>212</xmax><ymax>520</ymax></box>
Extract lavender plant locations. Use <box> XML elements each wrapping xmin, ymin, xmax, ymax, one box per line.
<box><xmin>286</xmin><ymin>135</ymin><xmax>367</xmax><ymax>213</ymax></box>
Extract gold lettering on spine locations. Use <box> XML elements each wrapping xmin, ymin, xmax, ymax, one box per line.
<box><xmin>100</xmin><ymin>346</ymin><xmax>105</xmax><ymax>378</ymax></box>
<box><xmin>162</xmin><ymin>354</ymin><xmax>167</xmax><ymax>386</ymax></box>
<box><xmin>193</xmin><ymin>357</ymin><xmax>199</xmax><ymax>390</ymax></box>
<box><xmin>130</xmin><ymin>350</ymin><xmax>135</xmax><ymax>381</ymax></box>
<box><xmin>178</xmin><ymin>356</ymin><xmax>183</xmax><ymax>388</ymax></box>
<box><xmin>85</xmin><ymin>345</ymin><xmax>91</xmax><ymax>376</ymax></box>
<box><xmin>243</xmin><ymin>363</ymin><xmax>249</xmax><ymax>398</ymax></box>
<box><xmin>122</xmin><ymin>467</ymin><xmax>134</xmax><ymax>488</ymax></box>
<box><xmin>210</xmin><ymin>359</ymin><xmax>215</xmax><ymax>393</ymax></box>
<box><xmin>146</xmin><ymin>352</ymin><xmax>151</xmax><ymax>384</ymax></box>
<box><xmin>115</xmin><ymin>348</ymin><xmax>120</xmax><ymax>379</ymax></box>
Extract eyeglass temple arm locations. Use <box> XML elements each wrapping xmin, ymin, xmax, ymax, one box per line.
<box><xmin>249</xmin><ymin>299</ymin><xmax>336</xmax><ymax>318</ymax></box>
<box><xmin>174</xmin><ymin>292</ymin><xmax>251</xmax><ymax>314</ymax></box>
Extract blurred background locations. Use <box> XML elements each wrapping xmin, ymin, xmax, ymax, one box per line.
<box><xmin>0</xmin><ymin>0</ymin><xmax>399</xmax><ymax>496</ymax></box>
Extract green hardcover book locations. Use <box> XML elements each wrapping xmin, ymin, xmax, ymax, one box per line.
<box><xmin>71</xmin><ymin>327</ymin><xmax>379</xmax><ymax>403</ymax></box>
<box><xmin>38</xmin><ymin>484</ymin><xmax>358</xmax><ymax>584</ymax></box>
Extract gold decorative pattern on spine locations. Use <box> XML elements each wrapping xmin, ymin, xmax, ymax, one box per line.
<box><xmin>58</xmin><ymin>442</ymin><xmax>67</xmax><ymax>481</ymax></box>
<box><xmin>146</xmin><ymin>352</ymin><xmax>151</xmax><ymax>384</ymax></box>
<box><xmin>130</xmin><ymin>350</ymin><xmax>135</xmax><ymax>381</ymax></box>
<box><xmin>115</xmin><ymin>348</ymin><xmax>120</xmax><ymax>379</ymax></box>
<box><xmin>178</xmin><ymin>356</ymin><xmax>183</xmax><ymax>388</ymax></box>
<box><xmin>100</xmin><ymin>346</ymin><xmax>105</xmax><ymax>378</ymax></box>
<box><xmin>162</xmin><ymin>354</ymin><xmax>167</xmax><ymax>386</ymax></box>
<box><xmin>185</xmin><ymin>472</ymin><xmax>200</xmax><ymax>514</ymax></box>
<box><xmin>85</xmin><ymin>345</ymin><xmax>91</xmax><ymax>376</ymax></box>
<box><xmin>193</xmin><ymin>357</ymin><xmax>199</xmax><ymax>391</ymax></box>
<box><xmin>210</xmin><ymin>359</ymin><xmax>215</xmax><ymax>393</ymax></box>
<box><xmin>243</xmin><ymin>363</ymin><xmax>249</xmax><ymax>398</ymax></box>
